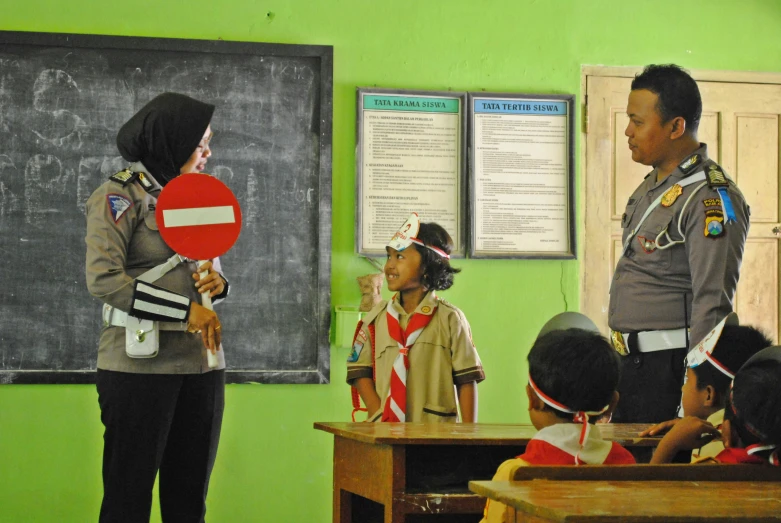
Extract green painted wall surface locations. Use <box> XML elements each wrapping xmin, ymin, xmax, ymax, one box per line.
<box><xmin>1</xmin><ymin>0</ymin><xmax>780</xmax><ymax>520</ymax></box>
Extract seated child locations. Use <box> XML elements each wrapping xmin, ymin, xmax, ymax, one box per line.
<box><xmin>716</xmin><ymin>345</ymin><xmax>781</xmax><ymax>465</ymax></box>
<box><xmin>641</xmin><ymin>314</ymin><xmax>771</xmax><ymax>463</ymax></box>
<box><xmin>346</xmin><ymin>213</ymin><xmax>485</xmax><ymax>423</ymax></box>
<box><xmin>651</xmin><ymin>344</ymin><xmax>781</xmax><ymax>465</ymax></box>
<box><xmin>481</xmin><ymin>312</ymin><xmax>634</xmax><ymax>523</ymax></box>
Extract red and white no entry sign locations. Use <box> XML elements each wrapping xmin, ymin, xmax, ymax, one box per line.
<box><xmin>156</xmin><ymin>173</ymin><xmax>242</xmax><ymax>260</ymax></box>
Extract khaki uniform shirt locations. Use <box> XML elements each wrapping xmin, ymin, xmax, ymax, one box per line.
<box><xmin>346</xmin><ymin>291</ymin><xmax>485</xmax><ymax>422</ymax></box>
<box><xmin>85</xmin><ymin>163</ymin><xmax>226</xmax><ymax>373</ymax></box>
<box><xmin>608</xmin><ymin>144</ymin><xmax>750</xmax><ymax>346</ymax></box>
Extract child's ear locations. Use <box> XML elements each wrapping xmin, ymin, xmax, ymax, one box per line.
<box><xmin>602</xmin><ymin>391</ymin><xmax>620</xmax><ymax>421</ymax></box>
<box><xmin>703</xmin><ymin>385</ymin><xmax>718</xmax><ymax>408</ymax></box>
<box><xmin>526</xmin><ymin>384</ymin><xmax>544</xmax><ymax>411</ymax></box>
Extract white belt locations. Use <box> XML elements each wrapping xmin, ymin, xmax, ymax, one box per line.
<box><xmin>623</xmin><ymin>328</ymin><xmax>689</xmax><ymax>353</ymax></box>
<box><xmin>102</xmin><ymin>304</ymin><xmax>186</xmax><ymax>331</ymax></box>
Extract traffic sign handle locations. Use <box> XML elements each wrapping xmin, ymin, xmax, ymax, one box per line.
<box><xmin>200</xmin><ymin>260</ymin><xmax>220</xmax><ymax>369</ymax></box>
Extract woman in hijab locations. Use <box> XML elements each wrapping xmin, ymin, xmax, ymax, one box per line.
<box><xmin>85</xmin><ymin>93</ymin><xmax>228</xmax><ymax>523</ymax></box>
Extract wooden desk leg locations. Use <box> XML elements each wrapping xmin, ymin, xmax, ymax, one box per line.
<box><xmin>335</xmin><ymin>487</ymin><xmax>351</xmax><ymax>523</ymax></box>
<box><xmin>332</xmin><ymin>435</ymin><xmax>401</xmax><ymax>523</ymax></box>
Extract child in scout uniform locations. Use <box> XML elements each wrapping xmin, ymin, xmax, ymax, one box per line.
<box><xmin>346</xmin><ymin>213</ymin><xmax>484</xmax><ymax>423</ymax></box>
<box><xmin>649</xmin><ymin>345</ymin><xmax>781</xmax><ymax>466</ymax></box>
<box><xmin>641</xmin><ymin>314</ymin><xmax>771</xmax><ymax>463</ymax></box>
<box><xmin>480</xmin><ymin>312</ymin><xmax>635</xmax><ymax>523</ymax></box>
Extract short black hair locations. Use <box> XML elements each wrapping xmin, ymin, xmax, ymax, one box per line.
<box><xmin>631</xmin><ymin>64</ymin><xmax>702</xmax><ymax>134</ymax></box>
<box><xmin>732</xmin><ymin>358</ymin><xmax>781</xmax><ymax>446</ymax></box>
<box><xmin>528</xmin><ymin>329</ymin><xmax>620</xmax><ymax>419</ymax></box>
<box><xmin>414</xmin><ymin>222</ymin><xmax>461</xmax><ymax>291</ymax></box>
<box><xmin>692</xmin><ymin>325</ymin><xmax>772</xmax><ymax>405</ymax></box>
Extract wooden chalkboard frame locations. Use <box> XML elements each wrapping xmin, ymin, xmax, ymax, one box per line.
<box><xmin>0</xmin><ymin>31</ymin><xmax>333</xmax><ymax>385</ymax></box>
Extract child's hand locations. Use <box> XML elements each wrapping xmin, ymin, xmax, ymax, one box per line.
<box><xmin>665</xmin><ymin>416</ymin><xmax>721</xmax><ymax>450</ymax></box>
<box><xmin>650</xmin><ymin>416</ymin><xmax>721</xmax><ymax>464</ymax></box>
<box><xmin>639</xmin><ymin>418</ymin><xmax>679</xmax><ymax>436</ymax></box>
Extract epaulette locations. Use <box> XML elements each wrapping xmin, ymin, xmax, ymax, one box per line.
<box><xmin>361</xmin><ymin>300</ymin><xmax>387</xmax><ymax>326</ymax></box>
<box><xmin>705</xmin><ymin>163</ymin><xmax>730</xmax><ymax>188</ymax></box>
<box><xmin>678</xmin><ymin>153</ymin><xmax>702</xmax><ymax>175</ymax></box>
<box><xmin>109</xmin><ymin>168</ymin><xmax>138</xmax><ymax>186</ymax></box>
<box><xmin>110</xmin><ymin>169</ymin><xmax>156</xmax><ymax>195</ymax></box>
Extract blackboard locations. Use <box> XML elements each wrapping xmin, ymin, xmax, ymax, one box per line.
<box><xmin>0</xmin><ymin>31</ymin><xmax>333</xmax><ymax>384</ymax></box>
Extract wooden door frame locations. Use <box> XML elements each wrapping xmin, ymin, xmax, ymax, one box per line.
<box><xmin>579</xmin><ymin>65</ymin><xmax>781</xmax><ymax>314</ymax></box>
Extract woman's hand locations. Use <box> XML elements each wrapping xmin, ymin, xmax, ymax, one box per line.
<box><xmin>187</xmin><ymin>302</ymin><xmax>222</xmax><ymax>354</ymax></box>
<box><xmin>193</xmin><ymin>260</ymin><xmax>226</xmax><ymax>298</ymax></box>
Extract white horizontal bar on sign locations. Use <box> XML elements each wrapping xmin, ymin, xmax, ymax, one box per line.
<box><xmin>163</xmin><ymin>206</ymin><xmax>235</xmax><ymax>228</ymax></box>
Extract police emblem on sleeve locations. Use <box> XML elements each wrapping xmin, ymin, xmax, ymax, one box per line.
<box><xmin>704</xmin><ymin>209</ymin><xmax>725</xmax><ymax>237</ymax></box>
<box><xmin>106</xmin><ymin>194</ymin><xmax>132</xmax><ymax>223</ymax></box>
<box><xmin>661</xmin><ymin>184</ymin><xmax>683</xmax><ymax>207</ymax></box>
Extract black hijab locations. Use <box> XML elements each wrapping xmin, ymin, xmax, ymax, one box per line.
<box><xmin>117</xmin><ymin>93</ymin><xmax>215</xmax><ymax>186</ymax></box>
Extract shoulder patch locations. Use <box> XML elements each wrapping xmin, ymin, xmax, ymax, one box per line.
<box><xmin>702</xmin><ymin>197</ymin><xmax>722</xmax><ymax>208</ymax></box>
<box><xmin>679</xmin><ymin>153</ymin><xmax>702</xmax><ymax>174</ymax></box>
<box><xmin>704</xmin><ymin>209</ymin><xmax>725</xmax><ymax>238</ymax></box>
<box><xmin>706</xmin><ymin>164</ymin><xmax>729</xmax><ymax>188</ymax></box>
<box><xmin>107</xmin><ymin>194</ymin><xmax>133</xmax><ymax>223</ymax></box>
<box><xmin>109</xmin><ymin>169</ymin><xmax>138</xmax><ymax>187</ymax></box>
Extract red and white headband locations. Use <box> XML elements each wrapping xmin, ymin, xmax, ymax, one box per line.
<box><xmin>387</xmin><ymin>213</ymin><xmax>450</xmax><ymax>259</ymax></box>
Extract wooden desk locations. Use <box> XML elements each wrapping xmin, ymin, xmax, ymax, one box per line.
<box><xmin>314</xmin><ymin>423</ymin><xmax>658</xmax><ymax>523</ymax></box>
<box><xmin>469</xmin><ymin>479</ymin><xmax>781</xmax><ymax>522</ymax></box>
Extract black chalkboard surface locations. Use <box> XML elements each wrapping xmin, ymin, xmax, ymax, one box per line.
<box><xmin>0</xmin><ymin>31</ymin><xmax>332</xmax><ymax>384</ymax></box>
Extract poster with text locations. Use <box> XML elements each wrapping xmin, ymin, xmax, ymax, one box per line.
<box><xmin>469</xmin><ymin>93</ymin><xmax>575</xmax><ymax>259</ymax></box>
<box><xmin>356</xmin><ymin>89</ymin><xmax>466</xmax><ymax>256</ymax></box>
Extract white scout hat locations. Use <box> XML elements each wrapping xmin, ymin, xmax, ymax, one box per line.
<box><xmin>387</xmin><ymin>213</ymin><xmax>450</xmax><ymax>259</ymax></box>
<box><xmin>686</xmin><ymin>312</ymin><xmax>740</xmax><ymax>379</ymax></box>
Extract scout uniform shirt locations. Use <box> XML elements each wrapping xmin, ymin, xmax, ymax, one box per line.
<box><xmin>346</xmin><ymin>291</ymin><xmax>485</xmax><ymax>422</ymax></box>
<box><xmin>608</xmin><ymin>144</ymin><xmax>750</xmax><ymax>347</ymax></box>
<box><xmin>480</xmin><ymin>424</ymin><xmax>636</xmax><ymax>523</ymax></box>
<box><xmin>85</xmin><ymin>163</ymin><xmax>227</xmax><ymax>373</ymax></box>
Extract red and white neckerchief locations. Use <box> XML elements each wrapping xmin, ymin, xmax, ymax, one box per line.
<box><xmin>528</xmin><ymin>376</ymin><xmax>609</xmax><ymax>464</ymax></box>
<box><xmin>746</xmin><ymin>443</ymin><xmax>780</xmax><ymax>466</ymax></box>
<box><xmin>381</xmin><ymin>296</ymin><xmax>436</xmax><ymax>422</ymax></box>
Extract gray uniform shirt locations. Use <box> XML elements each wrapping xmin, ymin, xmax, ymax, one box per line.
<box><xmin>85</xmin><ymin>163</ymin><xmax>226</xmax><ymax>373</ymax></box>
<box><xmin>608</xmin><ymin>144</ymin><xmax>750</xmax><ymax>346</ymax></box>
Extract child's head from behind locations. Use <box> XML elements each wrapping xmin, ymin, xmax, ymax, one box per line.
<box><xmin>725</xmin><ymin>346</ymin><xmax>781</xmax><ymax>453</ymax></box>
<box><xmin>683</xmin><ymin>325</ymin><xmax>772</xmax><ymax>419</ymax></box>
<box><xmin>385</xmin><ymin>219</ymin><xmax>460</xmax><ymax>293</ymax></box>
<box><xmin>527</xmin><ymin>326</ymin><xmax>620</xmax><ymax>430</ymax></box>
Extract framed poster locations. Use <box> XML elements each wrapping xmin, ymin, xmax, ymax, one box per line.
<box><xmin>469</xmin><ymin>93</ymin><xmax>576</xmax><ymax>259</ymax></box>
<box><xmin>356</xmin><ymin>88</ymin><xmax>467</xmax><ymax>257</ymax></box>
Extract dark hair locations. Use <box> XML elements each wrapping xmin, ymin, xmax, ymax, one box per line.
<box><xmin>731</xmin><ymin>359</ymin><xmax>781</xmax><ymax>446</ymax></box>
<box><xmin>414</xmin><ymin>222</ymin><xmax>461</xmax><ymax>291</ymax></box>
<box><xmin>528</xmin><ymin>329</ymin><xmax>620</xmax><ymax>419</ymax></box>
<box><xmin>631</xmin><ymin>64</ymin><xmax>701</xmax><ymax>134</ymax></box>
<box><xmin>692</xmin><ymin>325</ymin><xmax>772</xmax><ymax>405</ymax></box>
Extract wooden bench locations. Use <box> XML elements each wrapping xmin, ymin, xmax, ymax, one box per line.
<box><xmin>470</xmin><ymin>478</ymin><xmax>781</xmax><ymax>522</ymax></box>
<box><xmin>511</xmin><ymin>463</ymin><xmax>781</xmax><ymax>481</ymax></box>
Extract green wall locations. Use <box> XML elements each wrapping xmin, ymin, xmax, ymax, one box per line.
<box><xmin>2</xmin><ymin>0</ymin><xmax>781</xmax><ymax>521</ymax></box>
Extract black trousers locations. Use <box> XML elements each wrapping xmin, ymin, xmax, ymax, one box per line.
<box><xmin>96</xmin><ymin>369</ymin><xmax>225</xmax><ymax>523</ymax></box>
<box><xmin>612</xmin><ymin>347</ymin><xmax>688</xmax><ymax>463</ymax></box>
<box><xmin>613</xmin><ymin>347</ymin><xmax>687</xmax><ymax>423</ymax></box>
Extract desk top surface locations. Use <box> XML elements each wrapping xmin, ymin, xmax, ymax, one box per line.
<box><xmin>469</xmin><ymin>480</ymin><xmax>781</xmax><ymax>521</ymax></box>
<box><xmin>313</xmin><ymin>422</ymin><xmax>659</xmax><ymax>446</ymax></box>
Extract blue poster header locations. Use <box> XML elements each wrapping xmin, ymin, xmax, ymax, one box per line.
<box><xmin>474</xmin><ymin>99</ymin><xmax>567</xmax><ymax>115</ymax></box>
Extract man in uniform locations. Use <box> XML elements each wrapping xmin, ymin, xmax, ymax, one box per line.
<box><xmin>609</xmin><ymin>64</ymin><xmax>750</xmax><ymax>425</ymax></box>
